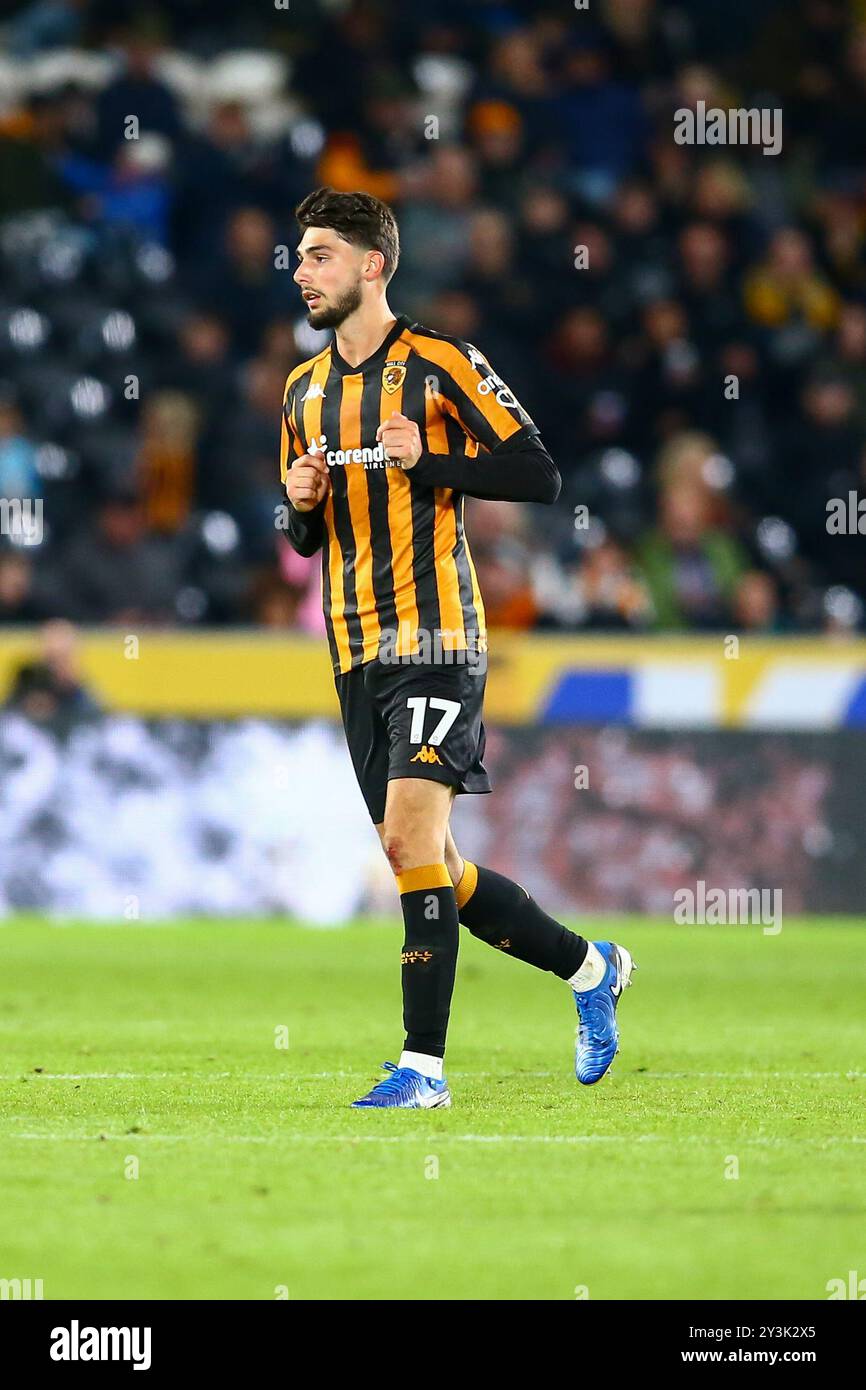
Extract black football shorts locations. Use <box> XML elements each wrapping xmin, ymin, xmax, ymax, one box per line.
<box><xmin>335</xmin><ymin>655</ymin><xmax>492</xmax><ymax>824</ymax></box>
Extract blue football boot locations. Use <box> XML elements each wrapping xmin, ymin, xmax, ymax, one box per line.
<box><xmin>573</xmin><ymin>941</ymin><xmax>636</xmax><ymax>1084</ymax></box>
<box><xmin>350</xmin><ymin>1062</ymin><xmax>452</xmax><ymax>1109</ymax></box>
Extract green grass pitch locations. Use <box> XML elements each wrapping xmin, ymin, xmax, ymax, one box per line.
<box><xmin>1</xmin><ymin>917</ymin><xmax>864</xmax><ymax>1300</ymax></box>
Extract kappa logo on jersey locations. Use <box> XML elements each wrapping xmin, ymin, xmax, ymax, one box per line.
<box><xmin>409</xmin><ymin>745</ymin><xmax>444</xmax><ymax>765</ymax></box>
<box><xmin>382</xmin><ymin>360</ymin><xmax>407</xmax><ymax>394</ymax></box>
<box><xmin>301</xmin><ymin>382</ymin><xmax>326</xmax><ymax>401</ymax></box>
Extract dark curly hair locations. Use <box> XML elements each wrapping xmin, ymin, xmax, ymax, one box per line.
<box><xmin>294</xmin><ymin>187</ymin><xmax>400</xmax><ymax>282</ymax></box>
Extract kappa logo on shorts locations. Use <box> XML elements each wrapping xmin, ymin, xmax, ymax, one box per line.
<box><xmin>409</xmin><ymin>744</ymin><xmax>444</xmax><ymax>765</ymax></box>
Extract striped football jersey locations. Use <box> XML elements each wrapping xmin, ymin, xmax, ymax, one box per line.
<box><xmin>280</xmin><ymin>313</ymin><xmax>538</xmax><ymax>675</ymax></box>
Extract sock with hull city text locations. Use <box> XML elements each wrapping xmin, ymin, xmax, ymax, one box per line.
<box><xmin>455</xmin><ymin>861</ymin><xmax>589</xmax><ymax>982</ymax></box>
<box><xmin>395</xmin><ymin>863</ymin><xmax>460</xmax><ymax>1074</ymax></box>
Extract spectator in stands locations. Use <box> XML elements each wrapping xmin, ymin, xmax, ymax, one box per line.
<box><xmin>0</xmin><ymin>397</ymin><xmax>39</xmax><ymax>500</ymax></box>
<box><xmin>744</xmin><ymin>227</ymin><xmax>840</xmax><ymax>335</ymax></box>
<box><xmin>637</xmin><ymin>483</ymin><xmax>748</xmax><ymax>630</ymax></box>
<box><xmin>135</xmin><ymin>391</ymin><xmax>199</xmax><ymax>535</ymax></box>
<box><xmin>824</xmin><ymin>304</ymin><xmax>866</xmax><ymax>428</ymax></box>
<box><xmin>250</xmin><ymin>570</ymin><xmax>299</xmax><ymax>629</ymax></box>
<box><xmin>316</xmin><ymin>72</ymin><xmax>423</xmax><ymax>204</ymax></box>
<box><xmin>466</xmin><ymin>100</ymin><xmax>526</xmax><ymax>213</ymax></box>
<box><xmin>275</xmin><ymin>537</ymin><xmax>325</xmax><ymax>638</ymax></box>
<box><xmin>3</xmin><ymin>618</ymin><xmax>100</xmax><ymax>727</ymax></box>
<box><xmin>465</xmin><ymin>499</ymin><xmax>539</xmax><ymax>631</ymax></box>
<box><xmin>546</xmin><ymin>306</ymin><xmax>630</xmax><ymax>463</ymax></box>
<box><xmin>0</xmin><ymin>551</ymin><xmax>55</xmax><ymax>624</ymax></box>
<box><xmin>555</xmin><ymin>29</ymin><xmax>650</xmax><ymax>204</ymax></box>
<box><xmin>94</xmin><ymin>22</ymin><xmax>181</xmax><ymax>160</ymax></box>
<box><xmin>160</xmin><ymin>313</ymin><xmax>236</xmax><ymax>420</ymax></box>
<box><xmin>732</xmin><ymin>570</ymin><xmax>783</xmax><ymax>634</ymax></box>
<box><xmin>56</xmin><ymin>131</ymin><xmax>173</xmax><ymax>245</ymax></box>
<box><xmin>533</xmin><ymin>535</ymin><xmax>652</xmax><ymax>631</ymax></box>
<box><xmin>211</xmin><ymin>357</ymin><xmax>287</xmax><ymax>557</ymax></box>
<box><xmin>193</xmin><ymin>207</ymin><xmax>295</xmax><ymax>359</ymax></box>
<box><xmin>0</xmin><ymin>92</ymin><xmax>77</xmax><ymax>217</ymax></box>
<box><xmin>396</xmin><ymin>145</ymin><xmax>478</xmax><ymax>312</ymax></box>
<box><xmin>59</xmin><ymin>482</ymin><xmax>182</xmax><ymax>624</ymax></box>
<box><xmin>677</xmin><ymin>222</ymin><xmax>739</xmax><ymax>352</ymax></box>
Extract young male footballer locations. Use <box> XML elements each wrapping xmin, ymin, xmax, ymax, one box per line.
<box><xmin>281</xmin><ymin>187</ymin><xmax>635</xmax><ymax>1109</ymax></box>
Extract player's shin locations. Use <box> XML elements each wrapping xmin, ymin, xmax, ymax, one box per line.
<box><xmin>395</xmin><ymin>863</ymin><xmax>460</xmax><ymax>1079</ymax></box>
<box><xmin>455</xmin><ymin>861</ymin><xmax>588</xmax><ymax>980</ymax></box>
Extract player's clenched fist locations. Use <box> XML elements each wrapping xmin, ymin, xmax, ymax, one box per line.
<box><xmin>286</xmin><ymin>451</ymin><xmax>331</xmax><ymax>511</ymax></box>
<box><xmin>376</xmin><ymin>411</ymin><xmax>422</xmax><ymax>469</ymax></box>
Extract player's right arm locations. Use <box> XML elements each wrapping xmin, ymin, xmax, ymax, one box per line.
<box><xmin>281</xmin><ymin>381</ymin><xmax>330</xmax><ymax>556</ymax></box>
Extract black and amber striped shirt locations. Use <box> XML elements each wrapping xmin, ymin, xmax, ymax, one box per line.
<box><xmin>280</xmin><ymin>314</ymin><xmax>543</xmax><ymax>676</ymax></box>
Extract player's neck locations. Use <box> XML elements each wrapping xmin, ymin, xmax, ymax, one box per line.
<box><xmin>334</xmin><ymin>301</ymin><xmax>398</xmax><ymax>369</ymax></box>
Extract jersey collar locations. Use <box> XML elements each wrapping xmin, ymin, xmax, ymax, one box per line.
<box><xmin>328</xmin><ymin>314</ymin><xmax>412</xmax><ymax>376</ymax></box>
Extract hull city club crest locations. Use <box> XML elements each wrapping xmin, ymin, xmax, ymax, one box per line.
<box><xmin>382</xmin><ymin>361</ymin><xmax>407</xmax><ymax>394</ymax></box>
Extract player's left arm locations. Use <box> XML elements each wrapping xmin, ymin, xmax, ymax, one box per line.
<box><xmin>376</xmin><ymin>343</ymin><xmax>561</xmax><ymax>504</ymax></box>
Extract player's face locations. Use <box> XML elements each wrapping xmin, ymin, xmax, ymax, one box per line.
<box><xmin>294</xmin><ymin>227</ymin><xmax>365</xmax><ymax>330</ymax></box>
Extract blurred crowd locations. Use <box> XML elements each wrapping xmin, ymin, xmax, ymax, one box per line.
<box><xmin>454</xmin><ymin>725</ymin><xmax>843</xmax><ymax>915</ymax></box>
<box><xmin>1</xmin><ymin>0</ymin><xmax>865</xmax><ymax>638</ymax></box>
<box><xmin>2</xmin><ymin>709</ymin><xmax>856</xmax><ymax>917</ymax></box>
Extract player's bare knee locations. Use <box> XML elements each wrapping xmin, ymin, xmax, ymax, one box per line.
<box><xmin>382</xmin><ymin>832</ymin><xmax>408</xmax><ymax>875</ymax></box>
<box><xmin>382</xmin><ymin>827</ymin><xmax>425</xmax><ymax>875</ymax></box>
<box><xmin>382</xmin><ymin>822</ymin><xmax>442</xmax><ymax>877</ymax></box>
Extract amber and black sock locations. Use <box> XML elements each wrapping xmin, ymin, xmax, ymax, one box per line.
<box><xmin>395</xmin><ymin>863</ymin><xmax>460</xmax><ymax>1065</ymax></box>
<box><xmin>455</xmin><ymin>861</ymin><xmax>587</xmax><ymax>980</ymax></box>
